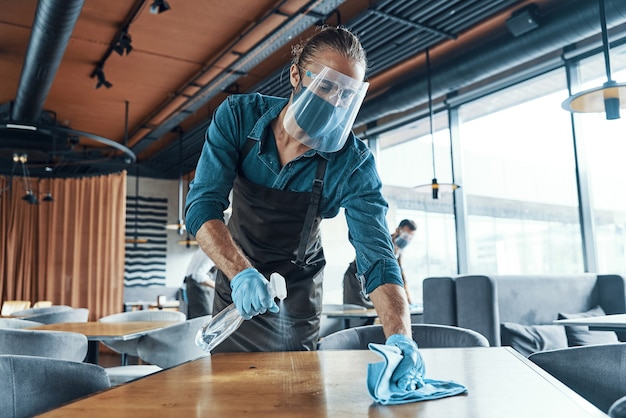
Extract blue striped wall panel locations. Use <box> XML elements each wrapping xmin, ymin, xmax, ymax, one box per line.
<box><xmin>125</xmin><ymin>196</ymin><xmax>168</xmax><ymax>287</ymax></box>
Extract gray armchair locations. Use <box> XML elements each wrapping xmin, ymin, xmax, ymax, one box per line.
<box><xmin>23</xmin><ymin>308</ymin><xmax>89</xmax><ymax>324</ymax></box>
<box><xmin>423</xmin><ymin>274</ymin><xmax>626</xmax><ymax>347</ymax></box>
<box><xmin>0</xmin><ymin>354</ymin><xmax>110</xmax><ymax>417</ymax></box>
<box><xmin>10</xmin><ymin>305</ymin><xmax>73</xmax><ymax>317</ymax></box>
<box><xmin>0</xmin><ymin>328</ymin><xmax>88</xmax><ymax>362</ymax></box>
<box><xmin>105</xmin><ymin>314</ymin><xmax>209</xmax><ymax>386</ymax></box>
<box><xmin>318</xmin><ymin>323</ymin><xmax>489</xmax><ymax>350</ymax></box>
<box><xmin>98</xmin><ymin>310</ymin><xmax>186</xmax><ymax>365</ymax></box>
<box><xmin>0</xmin><ymin>318</ymin><xmax>43</xmax><ymax>329</ymax></box>
<box><xmin>528</xmin><ymin>343</ymin><xmax>626</xmax><ymax>413</ymax></box>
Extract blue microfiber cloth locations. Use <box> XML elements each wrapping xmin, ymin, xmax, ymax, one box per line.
<box><xmin>367</xmin><ymin>342</ymin><xmax>468</xmax><ymax>405</ymax></box>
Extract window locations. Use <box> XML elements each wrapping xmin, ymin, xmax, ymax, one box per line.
<box><xmin>459</xmin><ymin>69</ymin><xmax>584</xmax><ymax>274</ymax></box>
<box><xmin>575</xmin><ymin>42</ymin><xmax>626</xmax><ymax>274</ymax></box>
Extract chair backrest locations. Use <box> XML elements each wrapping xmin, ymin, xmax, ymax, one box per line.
<box><xmin>98</xmin><ymin>310</ymin><xmax>186</xmax><ymax>357</ymax></box>
<box><xmin>610</xmin><ymin>396</ymin><xmax>626</xmax><ymax>418</ymax></box>
<box><xmin>318</xmin><ymin>323</ymin><xmax>490</xmax><ymax>350</ymax></box>
<box><xmin>528</xmin><ymin>343</ymin><xmax>626</xmax><ymax>413</ymax></box>
<box><xmin>0</xmin><ymin>318</ymin><xmax>44</xmax><ymax>329</ymax></box>
<box><xmin>0</xmin><ymin>328</ymin><xmax>88</xmax><ymax>362</ymax></box>
<box><xmin>33</xmin><ymin>300</ymin><xmax>53</xmax><ymax>308</ymax></box>
<box><xmin>0</xmin><ymin>354</ymin><xmax>110</xmax><ymax>417</ymax></box>
<box><xmin>11</xmin><ymin>305</ymin><xmax>73</xmax><ymax>317</ymax></box>
<box><xmin>1</xmin><ymin>300</ymin><xmax>31</xmax><ymax>316</ymax></box>
<box><xmin>137</xmin><ymin>315</ymin><xmax>211</xmax><ymax>368</ymax></box>
<box><xmin>24</xmin><ymin>308</ymin><xmax>89</xmax><ymax>324</ymax></box>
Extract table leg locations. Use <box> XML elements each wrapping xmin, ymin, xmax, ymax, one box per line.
<box><xmin>85</xmin><ymin>340</ymin><xmax>100</xmax><ymax>364</ymax></box>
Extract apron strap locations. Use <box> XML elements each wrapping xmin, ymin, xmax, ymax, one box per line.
<box><xmin>293</xmin><ymin>157</ymin><xmax>327</xmax><ymax>267</ymax></box>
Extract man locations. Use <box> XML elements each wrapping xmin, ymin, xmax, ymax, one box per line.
<box><xmin>183</xmin><ymin>248</ymin><xmax>216</xmax><ymax>319</ymax></box>
<box><xmin>186</xmin><ymin>26</ymin><xmax>420</xmax><ymax>392</ymax></box>
<box><xmin>343</xmin><ymin>219</ymin><xmax>417</xmax><ymax>308</ymax></box>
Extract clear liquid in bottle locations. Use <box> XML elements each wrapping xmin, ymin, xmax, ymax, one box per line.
<box><xmin>194</xmin><ymin>272</ymin><xmax>287</xmax><ymax>353</ymax></box>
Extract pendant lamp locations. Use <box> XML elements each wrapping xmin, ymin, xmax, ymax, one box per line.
<box><xmin>165</xmin><ymin>128</ymin><xmax>186</xmax><ymax>235</ymax></box>
<box><xmin>413</xmin><ymin>48</ymin><xmax>460</xmax><ymax>199</ymax></box>
<box><xmin>561</xmin><ymin>0</ymin><xmax>626</xmax><ymax>119</ymax></box>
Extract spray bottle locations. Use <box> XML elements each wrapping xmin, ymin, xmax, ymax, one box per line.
<box><xmin>195</xmin><ymin>272</ymin><xmax>287</xmax><ymax>353</ymax></box>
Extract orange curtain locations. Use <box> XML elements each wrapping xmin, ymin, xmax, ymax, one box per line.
<box><xmin>1</xmin><ymin>171</ymin><xmax>126</xmax><ymax>320</ymax></box>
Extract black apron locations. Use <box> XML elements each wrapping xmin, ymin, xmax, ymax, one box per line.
<box><xmin>212</xmin><ymin>140</ymin><xmax>327</xmax><ymax>352</ymax></box>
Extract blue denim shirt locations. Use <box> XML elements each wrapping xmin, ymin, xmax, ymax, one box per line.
<box><xmin>185</xmin><ymin>93</ymin><xmax>402</xmax><ymax>293</ymax></box>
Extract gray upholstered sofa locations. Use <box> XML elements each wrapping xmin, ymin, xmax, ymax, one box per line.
<box><xmin>423</xmin><ymin>274</ymin><xmax>626</xmax><ymax>353</ymax></box>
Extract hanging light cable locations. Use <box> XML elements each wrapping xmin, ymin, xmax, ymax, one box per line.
<box><xmin>15</xmin><ymin>153</ymin><xmax>38</xmax><ymax>204</ymax></box>
<box><xmin>413</xmin><ymin>49</ymin><xmax>460</xmax><ymax>199</ymax></box>
<box><xmin>166</xmin><ymin>127</ymin><xmax>186</xmax><ymax>235</ymax></box>
<box><xmin>561</xmin><ymin>0</ymin><xmax>626</xmax><ymax>119</ymax></box>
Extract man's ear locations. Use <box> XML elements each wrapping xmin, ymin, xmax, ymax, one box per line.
<box><xmin>289</xmin><ymin>64</ymin><xmax>300</xmax><ymax>89</ymax></box>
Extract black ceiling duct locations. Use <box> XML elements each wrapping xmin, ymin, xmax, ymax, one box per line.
<box><xmin>11</xmin><ymin>0</ymin><xmax>85</xmax><ymax>124</ymax></box>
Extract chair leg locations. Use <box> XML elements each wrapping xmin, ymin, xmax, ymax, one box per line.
<box><xmin>121</xmin><ymin>353</ymin><xmax>128</xmax><ymax>366</ymax></box>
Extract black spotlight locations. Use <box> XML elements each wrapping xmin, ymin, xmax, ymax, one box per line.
<box><xmin>150</xmin><ymin>0</ymin><xmax>171</xmax><ymax>14</ymax></box>
<box><xmin>42</xmin><ymin>192</ymin><xmax>54</xmax><ymax>202</ymax></box>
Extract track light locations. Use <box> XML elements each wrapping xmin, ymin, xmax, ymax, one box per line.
<box><xmin>113</xmin><ymin>30</ymin><xmax>133</xmax><ymax>56</ymax></box>
<box><xmin>150</xmin><ymin>0</ymin><xmax>171</xmax><ymax>14</ymax></box>
<box><xmin>95</xmin><ymin>66</ymin><xmax>112</xmax><ymax>89</ymax></box>
<box><xmin>13</xmin><ymin>153</ymin><xmax>45</xmax><ymax>205</ymax></box>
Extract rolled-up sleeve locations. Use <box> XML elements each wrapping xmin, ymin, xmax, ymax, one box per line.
<box><xmin>340</xmin><ymin>147</ymin><xmax>403</xmax><ymax>293</ymax></box>
<box><xmin>185</xmin><ymin>98</ymin><xmax>241</xmax><ymax>235</ymax></box>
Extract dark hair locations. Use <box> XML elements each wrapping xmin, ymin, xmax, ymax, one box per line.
<box><xmin>398</xmin><ymin>219</ymin><xmax>417</xmax><ymax>231</ymax></box>
<box><xmin>291</xmin><ymin>26</ymin><xmax>368</xmax><ymax>73</ymax></box>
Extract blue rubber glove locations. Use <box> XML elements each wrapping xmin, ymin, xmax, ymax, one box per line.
<box><xmin>230</xmin><ymin>268</ymin><xmax>279</xmax><ymax>320</ymax></box>
<box><xmin>385</xmin><ymin>334</ymin><xmax>425</xmax><ymax>391</ymax></box>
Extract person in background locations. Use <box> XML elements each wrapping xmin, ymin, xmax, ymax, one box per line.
<box><xmin>186</xmin><ymin>26</ymin><xmax>422</xmax><ymax>391</ymax></box>
<box><xmin>183</xmin><ymin>247</ymin><xmax>216</xmax><ymax>319</ymax></box>
<box><xmin>343</xmin><ymin>219</ymin><xmax>417</xmax><ymax>308</ymax></box>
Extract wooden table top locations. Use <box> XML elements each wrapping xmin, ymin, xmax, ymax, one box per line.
<box><xmin>554</xmin><ymin>313</ymin><xmax>626</xmax><ymax>330</ymax></box>
<box><xmin>39</xmin><ymin>347</ymin><xmax>606</xmax><ymax>417</ymax></box>
<box><xmin>28</xmin><ymin>321</ymin><xmax>179</xmax><ymax>341</ymax></box>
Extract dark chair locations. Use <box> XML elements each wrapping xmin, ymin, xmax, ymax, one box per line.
<box><xmin>528</xmin><ymin>343</ymin><xmax>626</xmax><ymax>413</ymax></box>
<box><xmin>610</xmin><ymin>396</ymin><xmax>626</xmax><ymax>418</ymax></box>
<box><xmin>0</xmin><ymin>354</ymin><xmax>110</xmax><ymax>417</ymax></box>
<box><xmin>0</xmin><ymin>328</ymin><xmax>88</xmax><ymax>362</ymax></box>
<box><xmin>318</xmin><ymin>323</ymin><xmax>490</xmax><ymax>350</ymax></box>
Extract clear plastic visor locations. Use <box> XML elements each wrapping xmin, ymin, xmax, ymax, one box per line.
<box><xmin>283</xmin><ymin>65</ymin><xmax>369</xmax><ymax>152</ymax></box>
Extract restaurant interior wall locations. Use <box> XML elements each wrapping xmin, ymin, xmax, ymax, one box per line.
<box><xmin>126</xmin><ymin>175</ymin><xmax>195</xmax><ymax>290</ymax></box>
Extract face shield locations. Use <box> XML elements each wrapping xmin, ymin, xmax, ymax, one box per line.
<box><xmin>283</xmin><ymin>65</ymin><xmax>369</xmax><ymax>152</ymax></box>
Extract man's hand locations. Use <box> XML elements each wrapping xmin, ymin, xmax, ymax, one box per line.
<box><xmin>230</xmin><ymin>268</ymin><xmax>279</xmax><ymax>320</ymax></box>
<box><xmin>386</xmin><ymin>334</ymin><xmax>425</xmax><ymax>391</ymax></box>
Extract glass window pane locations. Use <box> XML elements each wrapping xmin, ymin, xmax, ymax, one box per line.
<box><xmin>460</xmin><ymin>69</ymin><xmax>584</xmax><ymax>274</ymax></box>
<box><xmin>575</xmin><ymin>42</ymin><xmax>626</xmax><ymax>273</ymax></box>
<box><xmin>378</xmin><ymin>112</ymin><xmax>458</xmax><ymax>305</ymax></box>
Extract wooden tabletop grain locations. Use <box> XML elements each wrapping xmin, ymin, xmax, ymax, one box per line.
<box><xmin>38</xmin><ymin>347</ymin><xmax>607</xmax><ymax>417</ymax></box>
<box><xmin>28</xmin><ymin>321</ymin><xmax>179</xmax><ymax>340</ymax></box>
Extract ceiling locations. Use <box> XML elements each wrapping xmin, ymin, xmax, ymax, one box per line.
<box><xmin>0</xmin><ymin>0</ymin><xmax>611</xmax><ymax>179</ymax></box>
